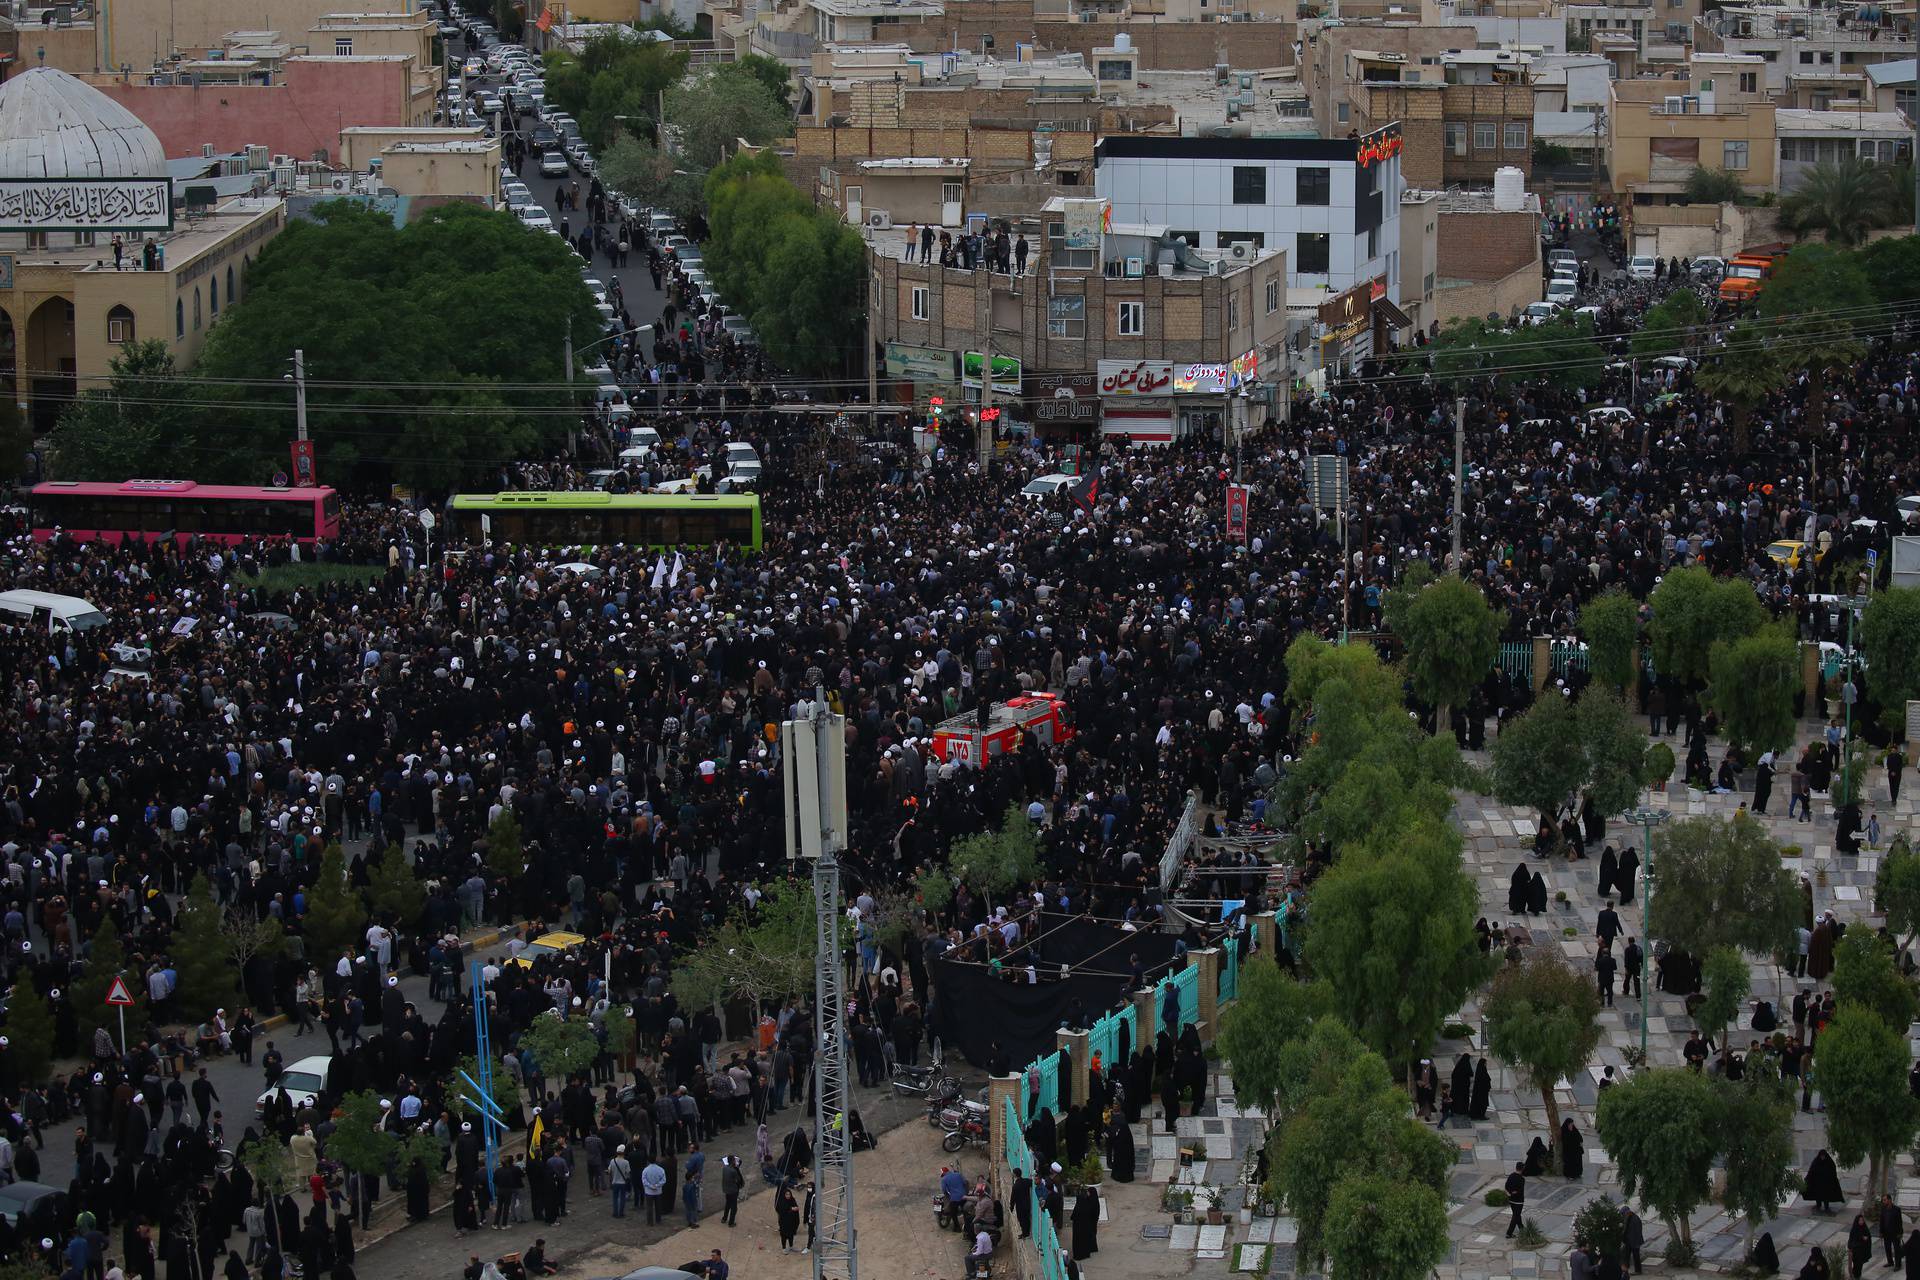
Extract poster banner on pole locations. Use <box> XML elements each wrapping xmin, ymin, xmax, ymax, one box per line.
<box><xmin>290</xmin><ymin>439</ymin><xmax>317</xmax><ymax>486</ymax></box>
<box><xmin>1225</xmin><ymin>482</ymin><xmax>1250</xmax><ymax>542</ymax></box>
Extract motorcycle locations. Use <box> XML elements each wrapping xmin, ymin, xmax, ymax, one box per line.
<box><xmin>893</xmin><ymin>1043</ymin><xmax>959</xmax><ymax>1100</ymax></box>
<box><xmin>941</xmin><ymin>1111</ymin><xmax>991</xmax><ymax>1152</ymax></box>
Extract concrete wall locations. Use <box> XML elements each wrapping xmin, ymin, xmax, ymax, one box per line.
<box><xmin>1436</xmin><ymin>206</ymin><xmax>1539</xmax><ymax>282</ymax></box>
<box><xmin>379</xmin><ymin>142</ymin><xmax>502</xmax><ymax>202</ymax></box>
<box><xmin>101</xmin><ymin>0</ymin><xmax>348</xmax><ymax>70</ymax></box>
<box><xmin>340</xmin><ymin>125</ymin><xmax>487</xmax><ymax>170</ymax></box>
<box><xmin>1434</xmin><ymin>257</ymin><xmax>1540</xmax><ymax>327</ymax></box>
<box><xmin>97</xmin><ymin>57</ymin><xmax>415</xmax><ymax>162</ymax></box>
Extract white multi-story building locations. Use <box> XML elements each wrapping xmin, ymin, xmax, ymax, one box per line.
<box><xmin>1093</xmin><ymin>126</ymin><xmax>1406</xmax><ymax>303</ymax></box>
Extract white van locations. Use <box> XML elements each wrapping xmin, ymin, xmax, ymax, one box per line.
<box><xmin>0</xmin><ymin>590</ymin><xmax>110</xmax><ymax>635</ymax></box>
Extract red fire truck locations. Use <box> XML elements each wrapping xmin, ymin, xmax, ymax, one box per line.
<box><xmin>929</xmin><ymin>692</ymin><xmax>1075</xmax><ymax>766</ymax></box>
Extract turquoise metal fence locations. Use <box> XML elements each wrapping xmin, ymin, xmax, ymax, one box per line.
<box><xmin>1220</xmin><ymin>935</ymin><xmax>1240</xmax><ymax>1003</ymax></box>
<box><xmin>1550</xmin><ymin>640</ymin><xmax>1589</xmax><ymax>676</ymax></box>
<box><xmin>1116</xmin><ymin>1004</ymin><xmax>1136</xmax><ymax>1061</ymax></box>
<box><xmin>1033</xmin><ymin>1177</ymin><xmax>1070</xmax><ymax>1280</ymax></box>
<box><xmin>1005</xmin><ymin>1096</ymin><xmax>1029</xmax><ymax>1174</ymax></box>
<box><xmin>1497</xmin><ymin>640</ymin><xmax>1532</xmax><ymax>680</ymax></box>
<box><xmin>1158</xmin><ymin>964</ymin><xmax>1200</xmax><ymax>1032</ymax></box>
<box><xmin>1088</xmin><ymin>1009</ymin><xmax>1118</xmax><ymax>1070</ymax></box>
<box><xmin>1037</xmin><ymin>1049</ymin><xmax>1059</xmax><ymax>1117</ymax></box>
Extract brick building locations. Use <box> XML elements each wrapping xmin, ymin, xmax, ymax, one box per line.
<box><xmin>1351</xmin><ymin>80</ymin><xmax>1535</xmax><ymax>187</ymax></box>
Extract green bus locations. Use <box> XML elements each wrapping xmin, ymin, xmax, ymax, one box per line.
<box><xmin>448</xmin><ymin>492</ymin><xmax>763</xmax><ymax>550</ymax></box>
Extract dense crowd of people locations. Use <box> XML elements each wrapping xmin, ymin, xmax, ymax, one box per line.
<box><xmin>0</xmin><ymin>200</ymin><xmax>1915</xmax><ymax>1280</ymax></box>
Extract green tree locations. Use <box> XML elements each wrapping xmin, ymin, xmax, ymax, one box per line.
<box><xmin>1578</xmin><ymin>690</ymin><xmax>1653</xmax><ymax>819</ymax></box>
<box><xmin>365</xmin><ymin>843</ymin><xmax>426</xmax><ymax>932</ymax></box>
<box><xmin>1282</xmin><ymin>632</ymin><xmax>1405</xmax><ymax>726</ymax></box>
<box><xmin>1489</xmin><ymin>693</ymin><xmax>1588</xmax><ymax>822</ymax></box>
<box><xmin>1304</xmin><ymin>818</ymin><xmax>1492</xmax><ymax>1085</ymax></box>
<box><xmin>0</xmin><ymin>392</ymin><xmax>31</xmax><ymax>482</ymax></box>
<box><xmin>446</xmin><ymin>1052</ymin><xmax>522</xmax><ymax>1126</ymax></box>
<box><xmin>1757</xmin><ymin>243</ymin><xmax>1879</xmax><ymax>434</ymax></box>
<box><xmin>484</xmin><ymin>809</ymin><xmax>526</xmax><ymax>881</ymax></box>
<box><xmin>173</xmin><ymin>877</ymin><xmax>241</xmax><ymax>1023</ymax></box>
<box><xmin>1595</xmin><ymin>1067</ymin><xmax>1721</xmax><ymax>1250</ymax></box>
<box><xmin>1631</xmin><ymin>288</ymin><xmax>1710</xmax><ymax>359</ymax></box>
<box><xmin>913</xmin><ymin>865</ymin><xmax>955</xmax><ymax>916</ymax></box>
<box><xmin>1429</xmin><ymin>314</ymin><xmax>1605</xmax><ymax>393</ymax></box>
<box><xmin>1856</xmin><ymin>235</ymin><xmax>1920</xmax><ymax>314</ymax></box>
<box><xmin>1645</xmin><ymin>813</ymin><xmax>1798</xmax><ymax>960</ymax></box>
<box><xmin>302</xmin><ymin>843</ymin><xmax>367</xmax><ymax>965</ymax></box>
<box><xmin>1648</xmin><ymin>566</ymin><xmax>1766</xmax><ymax>687</ymax></box>
<box><xmin>1777</xmin><ymin>157</ymin><xmax>1909</xmax><ymax>247</ymax></box>
<box><xmin>703</xmin><ymin>150</ymin><xmax>865</xmax><ymax>376</ymax></box>
<box><xmin>597</xmin><ymin>135</ymin><xmax>672</xmax><ymax>210</ymax></box>
<box><xmin>1266</xmin><ymin>1045</ymin><xmax>1455</xmax><ymax>1271</ymax></box>
<box><xmin>1481</xmin><ymin>952</ymin><xmax>1603</xmax><ymax>1152</ymax></box>
<box><xmin>1696</xmin><ymin>946</ymin><xmax>1751</xmax><ymax>1054</ymax></box>
<box><xmin>1695</xmin><ymin>321</ymin><xmax>1785</xmax><ymax>453</ymax></box>
<box><xmin>1378</xmin><ymin>560</ymin><xmax>1436</xmax><ymax>640</ymax></box>
<box><xmin>518</xmin><ymin>1011</ymin><xmax>601</xmax><ymax>1083</ymax></box>
<box><xmin>238</xmin><ymin>1133</ymin><xmax>296</xmax><ymax>1200</ymax></box>
<box><xmin>192</xmin><ymin>203</ymin><xmax>599</xmax><ymax>489</ymax></box>
<box><xmin>949</xmin><ymin>804</ymin><xmax>1043</xmax><ymax>909</ymax></box>
<box><xmin>51</xmin><ymin>340</ymin><xmax>199</xmax><ymax>479</ymax></box>
<box><xmin>1829</xmin><ymin>928</ymin><xmax>1918</xmax><ymax>1032</ymax></box>
<box><xmin>1396</xmin><ymin>575</ymin><xmax>1500</xmax><ymax>731</ymax></box>
<box><xmin>226</xmin><ymin>902</ymin><xmax>287</xmax><ymax>976</ymax></box>
<box><xmin>1215</xmin><ymin>960</ymin><xmax>1335</xmax><ymax>1116</ymax></box>
<box><xmin>729</xmin><ymin>53</ymin><xmax>793</xmax><ymax>110</ymax></box>
<box><xmin>1580</xmin><ymin>589</ymin><xmax>1642</xmax><ymax>692</ymax></box>
<box><xmin>1271</xmin><ymin>1013</ymin><xmax>1371</xmax><ymax>1119</ymax></box>
<box><xmin>603</xmin><ymin>1002</ymin><xmax>637</xmax><ymax>1063</ymax></box>
<box><xmin>73</xmin><ymin>914</ymin><xmax>145</xmax><ymax>1037</ymax></box>
<box><xmin>1322</xmin><ymin>1174</ymin><xmax>1451</xmax><ymax>1280</ymax></box>
<box><xmin>5</xmin><ymin>980</ymin><xmax>54</xmax><ymax>1086</ymax></box>
<box><xmin>1706</xmin><ymin>626</ymin><xmax>1800</xmax><ymax>755</ymax></box>
<box><xmin>326</xmin><ymin>1092</ymin><xmax>400</xmax><ymax>1178</ymax></box>
<box><xmin>1719</xmin><ymin>1069</ymin><xmax>1801</xmax><ymax>1251</ymax></box>
<box><xmin>1874</xmin><ymin>835</ymin><xmax>1920</xmax><ymax>953</ymax></box>
<box><xmin>1860</xmin><ymin>589</ymin><xmax>1920</xmax><ymax>731</ymax></box>
<box><xmin>542</xmin><ymin>33</ymin><xmax>687</xmax><ymax>148</ymax></box>
<box><xmin>669</xmin><ymin>880</ymin><xmax>814</xmax><ymax>1036</ymax></box>
<box><xmin>1818</xmin><ymin>1003</ymin><xmax>1920</xmax><ymax>1204</ymax></box>
<box><xmin>666</xmin><ymin>67</ymin><xmax>789</xmax><ymax>175</ymax></box>
<box><xmin>1684</xmin><ymin>165</ymin><xmax>1747</xmax><ymax>205</ymax></box>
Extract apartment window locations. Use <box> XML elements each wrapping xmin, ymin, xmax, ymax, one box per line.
<box><xmin>1232</xmin><ymin>166</ymin><xmax>1267</xmax><ymax>204</ymax></box>
<box><xmin>1740</xmin><ymin>72</ymin><xmax>1758</xmax><ymax>92</ymax></box>
<box><xmin>941</xmin><ymin>181</ymin><xmax>962</xmax><ymax>208</ymax></box>
<box><xmin>1045</xmin><ymin>220</ymin><xmax>1095</xmax><ymax>270</ymax></box>
<box><xmin>106</xmin><ymin>305</ymin><xmax>135</xmax><ymax>345</ymax></box>
<box><xmin>1799</xmin><ymin>51</ymin><xmax>1814</xmax><ymax>64</ymax></box>
<box><xmin>1820</xmin><ymin>51</ymin><xmax>1833</xmax><ymax>64</ymax></box>
<box><xmin>1446</xmin><ymin>122</ymin><xmax>1468</xmax><ymax>155</ymax></box>
<box><xmin>910</xmin><ymin>286</ymin><xmax>930</xmax><ymax>321</ymax></box>
<box><xmin>1297</xmin><ymin>167</ymin><xmax>1331</xmax><ymax>205</ymax></box>
<box><xmin>25</xmin><ymin>231</ymin><xmax>47</xmax><ymax>250</ymax></box>
<box><xmin>1366</xmin><ymin>227</ymin><xmax>1378</xmax><ymax>259</ymax></box>
<box><xmin>1336</xmin><ymin>102</ymin><xmax>1350</xmax><ymax>123</ymax></box>
<box><xmin>1296</xmin><ymin>232</ymin><xmax>1330</xmax><ymax>274</ymax></box>
<box><xmin>1899</xmin><ymin>88</ymin><xmax>1917</xmax><ymax>118</ymax></box>
<box><xmin>1504</xmin><ymin>123</ymin><xmax>1528</xmax><ymax>150</ymax></box>
<box><xmin>1048</xmin><ymin>293</ymin><xmax>1085</xmax><ymax>338</ymax></box>
<box><xmin>176</xmin><ymin>299</ymin><xmax>185</xmax><ymax>338</ymax></box>
<box><xmin>335</xmin><ymin>37</ymin><xmax>353</xmax><ymax>55</ymax></box>
<box><xmin>1723</xmin><ymin>139</ymin><xmax>1750</xmax><ymax>170</ymax></box>
<box><xmin>1117</xmin><ymin>301</ymin><xmax>1144</xmax><ymax>336</ymax></box>
<box><xmin>1474</xmin><ymin>123</ymin><xmax>1497</xmax><ymax>151</ymax></box>
<box><xmin>1423</xmin><ymin>271</ymin><xmax>1436</xmax><ymax>297</ymax></box>
<box><xmin>1264</xmin><ymin>277</ymin><xmax>1280</xmax><ymax>314</ymax></box>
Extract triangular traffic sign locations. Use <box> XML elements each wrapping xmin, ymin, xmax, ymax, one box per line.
<box><xmin>104</xmin><ymin>976</ymin><xmax>135</xmax><ymax>1006</ymax></box>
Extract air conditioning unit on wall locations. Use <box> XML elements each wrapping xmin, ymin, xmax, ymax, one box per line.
<box><xmin>867</xmin><ymin>209</ymin><xmax>893</xmax><ymax>228</ymax></box>
<box><xmin>1228</xmin><ymin>240</ymin><xmax>1256</xmax><ymax>262</ymax></box>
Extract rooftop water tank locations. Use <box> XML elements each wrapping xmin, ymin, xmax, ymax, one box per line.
<box><xmin>1492</xmin><ymin>165</ymin><xmax>1526</xmax><ymax>212</ymax></box>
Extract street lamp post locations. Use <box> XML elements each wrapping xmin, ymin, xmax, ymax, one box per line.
<box><xmin>1836</xmin><ymin>593</ymin><xmax>1870</xmax><ymax>812</ymax></box>
<box><xmin>1623</xmin><ymin>802</ymin><xmax>1670</xmax><ymax>1063</ymax></box>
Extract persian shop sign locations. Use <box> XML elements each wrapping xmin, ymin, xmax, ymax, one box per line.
<box><xmin>1097</xmin><ymin>360</ymin><xmax>1172</xmax><ymax>397</ymax></box>
<box><xmin>0</xmin><ymin>178</ymin><xmax>174</xmax><ymax>231</ymax></box>
<box><xmin>1356</xmin><ymin>126</ymin><xmax>1403</xmax><ymax>169</ymax></box>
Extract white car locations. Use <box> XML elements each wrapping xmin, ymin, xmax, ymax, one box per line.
<box><xmin>518</xmin><ymin>207</ymin><xmax>554</xmax><ymax>232</ymax></box>
<box><xmin>462</xmin><ymin>57</ymin><xmax>484</xmax><ymax>78</ymax></box>
<box><xmin>724</xmin><ymin>442</ymin><xmax>760</xmax><ymax>468</ymax></box>
<box><xmin>1520</xmin><ymin>302</ymin><xmax>1558</xmax><ymax>326</ymax></box>
<box><xmin>1545</xmin><ymin>277</ymin><xmax>1578</xmax><ymax>306</ymax></box>
<box><xmin>540</xmin><ymin>151</ymin><xmax>569</xmax><ymax>178</ymax></box>
<box><xmin>257</xmin><ymin>1055</ymin><xmax>330</xmax><ymax>1116</ymax></box>
<box><xmin>1022</xmin><ymin>473</ymin><xmax>1078</xmax><ymax>499</ymax></box>
<box><xmin>1627</xmin><ymin>255</ymin><xmax>1658</xmax><ymax>280</ymax></box>
<box><xmin>476</xmin><ymin>93</ymin><xmax>504</xmax><ymax>117</ymax></box>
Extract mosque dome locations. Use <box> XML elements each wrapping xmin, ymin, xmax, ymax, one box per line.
<box><xmin>0</xmin><ymin>66</ymin><xmax>168</xmax><ymax>182</ymax></box>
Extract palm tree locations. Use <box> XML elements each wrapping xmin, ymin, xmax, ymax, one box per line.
<box><xmin>1778</xmin><ymin>156</ymin><xmax>1907</xmax><ymax>246</ymax></box>
<box><xmin>1696</xmin><ymin>322</ymin><xmax>1785</xmax><ymax>453</ymax></box>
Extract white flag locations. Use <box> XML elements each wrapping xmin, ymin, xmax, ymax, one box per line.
<box><xmin>650</xmin><ymin>554</ymin><xmax>669</xmax><ymax>591</ymax></box>
<box><xmin>669</xmin><ymin>551</ymin><xmax>685</xmax><ymax>587</ymax></box>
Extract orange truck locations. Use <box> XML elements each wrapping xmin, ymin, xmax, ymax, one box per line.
<box><xmin>1718</xmin><ymin>250</ymin><xmax>1782</xmax><ymax>303</ymax></box>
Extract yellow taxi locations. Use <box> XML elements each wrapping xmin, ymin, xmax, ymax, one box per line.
<box><xmin>1765</xmin><ymin>540</ymin><xmax>1810</xmax><ymax>569</ymax></box>
<box><xmin>510</xmin><ymin>930</ymin><xmax>586</xmax><ymax>969</ymax></box>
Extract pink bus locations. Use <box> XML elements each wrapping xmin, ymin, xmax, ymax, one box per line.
<box><xmin>29</xmin><ymin>480</ymin><xmax>341</xmax><ymax>544</ymax></box>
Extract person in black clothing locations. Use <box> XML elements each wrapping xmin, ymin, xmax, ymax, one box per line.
<box><xmin>1595</xmin><ymin>946</ymin><xmax>1617</xmax><ymax>1007</ymax></box>
<box><xmin>1622</xmin><ymin>938</ymin><xmax>1643</xmax><ymax>999</ymax></box>
<box><xmin>1010</xmin><ymin>1171</ymin><xmax>1033</xmax><ymax>1239</ymax></box>
<box><xmin>1881</xmin><ymin>1195</ymin><xmax>1904</xmax><ymax>1269</ymax></box>
<box><xmin>1750</xmin><ymin>1231</ymin><xmax>1779</xmax><ymax>1275</ymax></box>
<box><xmin>1470</xmin><ymin>1060</ymin><xmax>1492</xmax><ymax>1120</ymax></box>
<box><xmin>1503</xmin><ymin>1163</ymin><xmax>1526</xmax><ymax>1238</ymax></box>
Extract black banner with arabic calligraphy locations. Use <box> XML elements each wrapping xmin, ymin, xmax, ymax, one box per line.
<box><xmin>0</xmin><ymin>179</ymin><xmax>174</xmax><ymax>232</ymax></box>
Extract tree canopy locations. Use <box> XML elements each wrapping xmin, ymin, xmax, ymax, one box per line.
<box><xmin>1647</xmin><ymin>566</ymin><xmax>1766</xmax><ymax>687</ymax></box>
<box><xmin>52</xmin><ymin>340</ymin><xmax>199</xmax><ymax>480</ymax></box>
<box><xmin>1482</xmin><ymin>952</ymin><xmax>1603</xmax><ymax>1148</ymax></box>
<box><xmin>1490</xmin><ymin>689</ymin><xmax>1648</xmax><ymax>822</ymax></box>
<box><xmin>1215</xmin><ymin>960</ymin><xmax>1335</xmax><ymax>1116</ymax></box>
<box><xmin>1428</xmin><ymin>314</ymin><xmax>1605</xmax><ymax>393</ymax></box>
<box><xmin>1860</xmin><ymin>588</ymin><xmax>1920</xmax><ymax>729</ymax></box>
<box><xmin>541</xmin><ymin>32</ymin><xmax>688</xmax><ymax>148</ymax></box>
<box><xmin>1644</xmin><ymin>813</ymin><xmax>1798</xmax><ymax>961</ymax></box>
<box><xmin>1396</xmin><ymin>575</ymin><xmax>1500</xmax><ymax>723</ymax></box>
<box><xmin>703</xmin><ymin>151</ymin><xmax>864</xmax><ymax>376</ymax></box>
<box><xmin>1705</xmin><ymin>626</ymin><xmax>1800</xmax><ymax>755</ymax></box>
<box><xmin>1579</xmin><ymin>589</ymin><xmax>1642</xmax><ymax>691</ymax></box>
<box><xmin>1818</xmin><ymin>1003</ymin><xmax>1920</xmax><ymax>1205</ymax></box>
<box><xmin>1594</xmin><ymin>1067</ymin><xmax>1721</xmax><ymax>1249</ymax></box>
<box><xmin>669</xmin><ymin>879</ymin><xmax>815</xmax><ymax>1032</ymax></box>
<box><xmin>186</xmin><ymin>203</ymin><xmax>599</xmax><ymax>489</ymax></box>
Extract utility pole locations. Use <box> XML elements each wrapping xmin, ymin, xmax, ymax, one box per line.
<box><xmin>293</xmin><ymin>348</ymin><xmax>309</xmax><ymax>443</ymax></box>
<box><xmin>563</xmin><ymin>316</ymin><xmax>576</xmax><ymax>457</ymax></box>
<box><xmin>782</xmin><ymin>694</ymin><xmax>855</xmax><ymax>1280</ymax></box>
<box><xmin>865</xmin><ymin>301</ymin><xmax>878</xmax><ymax>436</ymax></box>
<box><xmin>1451</xmin><ymin>394</ymin><xmax>1464</xmax><ymax>570</ymax></box>
<box><xmin>977</xmin><ymin>344</ymin><xmax>994</xmax><ymax>461</ymax></box>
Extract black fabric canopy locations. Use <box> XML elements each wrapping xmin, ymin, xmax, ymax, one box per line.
<box><xmin>931</xmin><ymin>913</ymin><xmax>1183</xmax><ymax>1068</ymax></box>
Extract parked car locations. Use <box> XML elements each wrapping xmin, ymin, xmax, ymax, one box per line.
<box><xmin>518</xmin><ymin>206</ymin><xmax>554</xmax><ymax>231</ymax></box>
<box><xmin>1627</xmin><ymin>255</ymin><xmax>1658</xmax><ymax>280</ymax></box>
<box><xmin>1545</xmin><ymin>277</ymin><xmax>1578</xmax><ymax>305</ymax></box>
<box><xmin>1022</xmin><ymin>472</ymin><xmax>1078</xmax><ymax>499</ymax></box>
<box><xmin>540</xmin><ymin>151</ymin><xmax>569</xmax><ymax>178</ymax></box>
<box><xmin>257</xmin><ymin>1055</ymin><xmax>332</xmax><ymax>1115</ymax></box>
